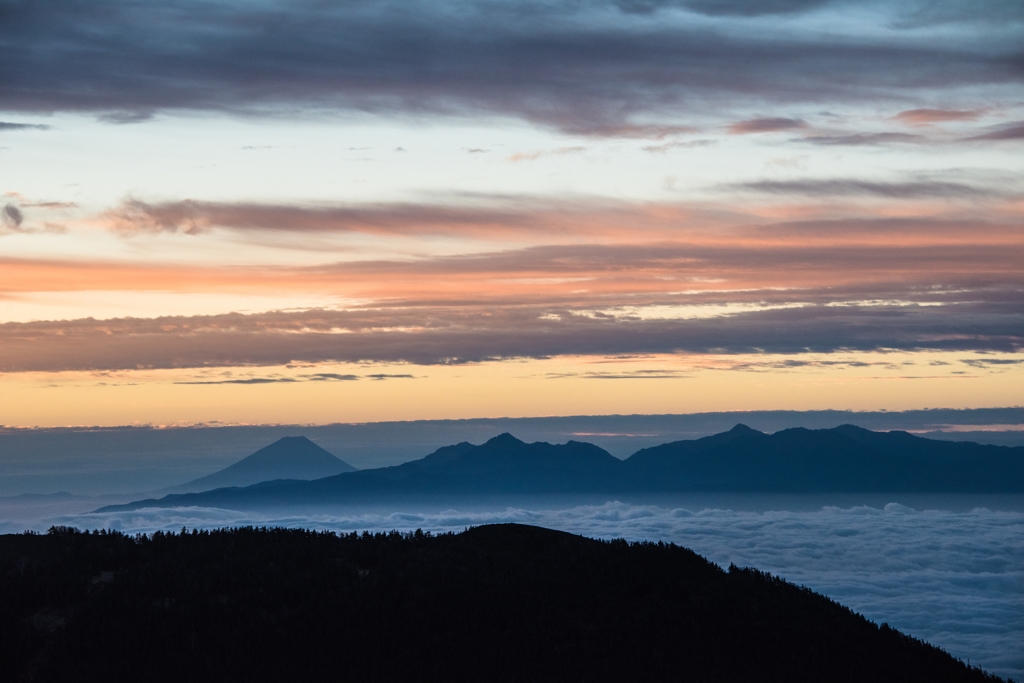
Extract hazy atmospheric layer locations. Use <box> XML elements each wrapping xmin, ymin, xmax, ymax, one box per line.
<box><xmin>34</xmin><ymin>499</ymin><xmax>1024</xmax><ymax>681</ymax></box>
<box><xmin>3</xmin><ymin>408</ymin><xmax>1024</xmax><ymax>496</ymax></box>
<box><xmin>2</xmin><ymin>0</ymin><xmax>1023</xmax><ymax>425</ymax></box>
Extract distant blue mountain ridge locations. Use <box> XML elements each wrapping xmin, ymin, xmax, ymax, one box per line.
<box><xmin>98</xmin><ymin>425</ymin><xmax>1024</xmax><ymax>512</ymax></box>
<box><xmin>163</xmin><ymin>436</ymin><xmax>356</xmax><ymax>494</ymax></box>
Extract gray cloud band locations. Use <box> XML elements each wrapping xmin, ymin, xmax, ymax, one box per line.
<box><xmin>98</xmin><ymin>195</ymin><xmax>1023</xmax><ymax>236</ymax></box>
<box><xmin>1</xmin><ymin>0</ymin><xmax>1019</xmax><ymax>134</ymax></box>
<box><xmin>727</xmin><ymin>179</ymin><xmax>1007</xmax><ymax>198</ymax></box>
<box><xmin>0</xmin><ymin>122</ymin><xmax>51</xmax><ymax>131</ymax></box>
<box><xmin>103</xmin><ymin>198</ymin><xmax>558</xmax><ymax>235</ymax></box>
<box><xmin>0</xmin><ymin>300</ymin><xmax>1020</xmax><ymax>372</ymax></box>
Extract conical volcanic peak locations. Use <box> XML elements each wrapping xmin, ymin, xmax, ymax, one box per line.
<box><xmin>728</xmin><ymin>423</ymin><xmax>761</xmax><ymax>435</ymax></box>
<box><xmin>171</xmin><ymin>436</ymin><xmax>356</xmax><ymax>493</ymax></box>
<box><xmin>243</xmin><ymin>436</ymin><xmax>342</xmax><ymax>467</ymax></box>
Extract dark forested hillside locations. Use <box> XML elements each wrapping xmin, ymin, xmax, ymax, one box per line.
<box><xmin>0</xmin><ymin>524</ymin><xmax>1004</xmax><ymax>683</ymax></box>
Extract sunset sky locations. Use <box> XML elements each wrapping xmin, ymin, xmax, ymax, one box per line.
<box><xmin>1</xmin><ymin>0</ymin><xmax>1022</xmax><ymax>426</ymax></box>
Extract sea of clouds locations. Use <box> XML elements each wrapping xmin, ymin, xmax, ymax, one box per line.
<box><xmin>26</xmin><ymin>501</ymin><xmax>1024</xmax><ymax>681</ymax></box>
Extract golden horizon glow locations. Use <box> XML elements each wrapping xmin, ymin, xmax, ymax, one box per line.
<box><xmin>3</xmin><ymin>351</ymin><xmax>1021</xmax><ymax>428</ymax></box>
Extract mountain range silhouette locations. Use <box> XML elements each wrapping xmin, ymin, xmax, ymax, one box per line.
<box><xmin>99</xmin><ymin>425</ymin><xmax>1024</xmax><ymax>512</ymax></box>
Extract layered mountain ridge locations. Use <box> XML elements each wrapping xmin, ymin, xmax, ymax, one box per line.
<box><xmin>99</xmin><ymin>425</ymin><xmax>1024</xmax><ymax>512</ymax></box>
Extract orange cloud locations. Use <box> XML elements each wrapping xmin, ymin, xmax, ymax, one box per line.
<box><xmin>4</xmin><ymin>204</ymin><xmax>1023</xmax><ymax>302</ymax></box>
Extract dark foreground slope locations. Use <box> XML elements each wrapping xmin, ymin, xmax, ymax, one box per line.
<box><xmin>0</xmin><ymin>525</ymin><xmax>1003</xmax><ymax>683</ymax></box>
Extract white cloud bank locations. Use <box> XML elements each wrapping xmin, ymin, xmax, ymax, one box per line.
<box><xmin>29</xmin><ymin>501</ymin><xmax>1024</xmax><ymax>681</ymax></box>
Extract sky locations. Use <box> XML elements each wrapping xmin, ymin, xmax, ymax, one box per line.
<box><xmin>1</xmin><ymin>0</ymin><xmax>1023</xmax><ymax>427</ymax></box>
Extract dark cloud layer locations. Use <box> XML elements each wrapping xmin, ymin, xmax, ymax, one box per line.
<box><xmin>895</xmin><ymin>0</ymin><xmax>1024</xmax><ymax>27</ymax></box>
<box><xmin>0</xmin><ymin>294</ymin><xmax>1020</xmax><ymax>372</ymax></box>
<box><xmin>174</xmin><ymin>372</ymin><xmax>387</xmax><ymax>384</ymax></box>
<box><xmin>731</xmin><ymin>178</ymin><xmax>1001</xmax><ymax>198</ymax></box>
<box><xmin>614</xmin><ymin>0</ymin><xmax>830</xmax><ymax>16</ymax></box>
<box><xmin>1</xmin><ymin>0</ymin><xmax>1019</xmax><ymax>134</ymax></box>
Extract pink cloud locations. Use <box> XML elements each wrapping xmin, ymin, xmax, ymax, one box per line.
<box><xmin>727</xmin><ymin>118</ymin><xmax>807</xmax><ymax>134</ymax></box>
<box><xmin>894</xmin><ymin>108</ymin><xmax>985</xmax><ymax>126</ymax></box>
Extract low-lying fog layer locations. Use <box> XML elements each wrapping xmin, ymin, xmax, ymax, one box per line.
<box><xmin>8</xmin><ymin>498</ymin><xmax>1022</xmax><ymax>681</ymax></box>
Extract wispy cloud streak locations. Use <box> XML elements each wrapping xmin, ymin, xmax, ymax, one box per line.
<box><xmin>0</xmin><ymin>122</ymin><xmax>51</xmax><ymax>131</ymax></box>
<box><xmin>728</xmin><ymin>118</ymin><xmax>807</xmax><ymax>134</ymax></box>
<box><xmin>965</xmin><ymin>121</ymin><xmax>1024</xmax><ymax>141</ymax></box>
<box><xmin>77</xmin><ymin>193</ymin><xmax>1024</xmax><ymax>243</ymax></box>
<box><xmin>103</xmin><ymin>198</ymin><xmax>569</xmax><ymax>237</ymax></box>
<box><xmin>894</xmin><ymin>108</ymin><xmax>985</xmax><ymax>125</ymax></box>
<box><xmin>729</xmin><ymin>179</ymin><xmax>1005</xmax><ymax>198</ymax></box>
